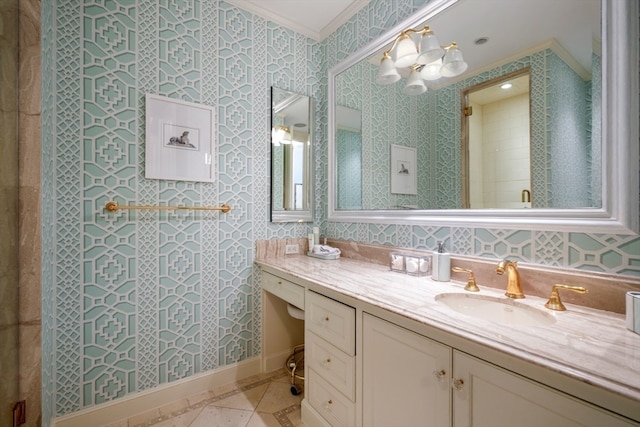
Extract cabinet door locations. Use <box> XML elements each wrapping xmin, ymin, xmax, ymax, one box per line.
<box><xmin>363</xmin><ymin>314</ymin><xmax>451</xmax><ymax>427</ymax></box>
<box><xmin>452</xmin><ymin>351</ymin><xmax>636</xmax><ymax>427</ymax></box>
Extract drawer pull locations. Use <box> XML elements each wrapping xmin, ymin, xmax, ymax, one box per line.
<box><xmin>324</xmin><ymin>316</ymin><xmax>330</xmax><ymax>322</ymax></box>
<box><xmin>432</xmin><ymin>369</ymin><xmax>446</xmax><ymax>382</ymax></box>
<box><xmin>451</xmin><ymin>378</ymin><xmax>464</xmax><ymax>391</ymax></box>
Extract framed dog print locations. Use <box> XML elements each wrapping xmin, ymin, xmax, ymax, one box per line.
<box><xmin>145</xmin><ymin>93</ymin><xmax>215</xmax><ymax>182</ymax></box>
<box><xmin>390</xmin><ymin>144</ymin><xmax>417</xmax><ymax>195</ymax></box>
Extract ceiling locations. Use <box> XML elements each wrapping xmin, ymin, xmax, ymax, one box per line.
<box><xmin>225</xmin><ymin>0</ymin><xmax>370</xmax><ymax>41</ymax></box>
<box><xmin>229</xmin><ymin>0</ymin><xmax>600</xmax><ymax>85</ymax></box>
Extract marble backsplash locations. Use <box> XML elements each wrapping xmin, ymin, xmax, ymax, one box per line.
<box><xmin>256</xmin><ymin>238</ymin><xmax>640</xmax><ymax>314</ymax></box>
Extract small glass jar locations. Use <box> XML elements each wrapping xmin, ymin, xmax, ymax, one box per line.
<box><xmin>405</xmin><ymin>255</ymin><xmax>431</xmax><ymax>276</ymax></box>
<box><xmin>389</xmin><ymin>252</ymin><xmax>405</xmax><ymax>273</ymax></box>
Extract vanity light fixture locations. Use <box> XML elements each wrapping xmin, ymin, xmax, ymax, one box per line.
<box><xmin>376</xmin><ymin>25</ymin><xmax>468</xmax><ymax>95</ymax></box>
<box><xmin>271</xmin><ymin>125</ymin><xmax>292</xmax><ymax>146</ymax></box>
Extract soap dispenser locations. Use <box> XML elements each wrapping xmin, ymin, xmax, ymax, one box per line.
<box><xmin>431</xmin><ymin>241</ymin><xmax>451</xmax><ymax>282</ymax></box>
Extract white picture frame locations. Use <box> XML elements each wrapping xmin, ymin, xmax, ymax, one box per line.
<box><xmin>145</xmin><ymin>93</ymin><xmax>215</xmax><ymax>182</ymax></box>
<box><xmin>390</xmin><ymin>144</ymin><xmax>417</xmax><ymax>195</ymax></box>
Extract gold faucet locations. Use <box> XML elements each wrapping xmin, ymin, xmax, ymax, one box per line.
<box><xmin>496</xmin><ymin>259</ymin><xmax>525</xmax><ymax>299</ymax></box>
<box><xmin>544</xmin><ymin>284</ymin><xmax>589</xmax><ymax>311</ymax></box>
<box><xmin>451</xmin><ymin>267</ymin><xmax>480</xmax><ymax>292</ymax></box>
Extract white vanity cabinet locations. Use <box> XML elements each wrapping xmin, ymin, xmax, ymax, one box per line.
<box><xmin>362</xmin><ymin>313</ymin><xmax>451</xmax><ymax>427</ymax></box>
<box><xmin>361</xmin><ymin>314</ymin><xmax>636</xmax><ymax>427</ymax></box>
<box><xmin>452</xmin><ymin>350</ymin><xmax>635</xmax><ymax>427</ymax></box>
<box><xmin>258</xmin><ymin>266</ymin><xmax>639</xmax><ymax>427</ymax></box>
<box><xmin>306</xmin><ymin>290</ymin><xmax>356</xmax><ymax>427</ymax></box>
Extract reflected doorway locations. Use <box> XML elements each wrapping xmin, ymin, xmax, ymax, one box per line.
<box><xmin>463</xmin><ymin>70</ymin><xmax>531</xmax><ymax>209</ymax></box>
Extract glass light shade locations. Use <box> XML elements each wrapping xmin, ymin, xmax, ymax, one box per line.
<box><xmin>420</xmin><ymin>58</ymin><xmax>443</xmax><ymax>81</ymax></box>
<box><xmin>440</xmin><ymin>43</ymin><xmax>468</xmax><ymax>77</ymax></box>
<box><xmin>376</xmin><ymin>55</ymin><xmax>401</xmax><ymax>84</ymax></box>
<box><xmin>281</xmin><ymin>128</ymin><xmax>292</xmax><ymax>144</ymax></box>
<box><xmin>403</xmin><ymin>69</ymin><xmax>427</xmax><ymax>95</ymax></box>
<box><xmin>271</xmin><ymin>127</ymin><xmax>282</xmax><ymax>144</ymax></box>
<box><xmin>416</xmin><ymin>32</ymin><xmax>444</xmax><ymax>65</ymax></box>
<box><xmin>272</xmin><ymin>126</ymin><xmax>291</xmax><ymax>145</ymax></box>
<box><xmin>392</xmin><ymin>34</ymin><xmax>418</xmax><ymax>68</ymax></box>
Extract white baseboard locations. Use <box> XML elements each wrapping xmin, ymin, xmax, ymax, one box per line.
<box><xmin>262</xmin><ymin>348</ymin><xmax>292</xmax><ymax>373</ymax></box>
<box><xmin>53</xmin><ymin>356</ymin><xmax>262</xmax><ymax>427</ymax></box>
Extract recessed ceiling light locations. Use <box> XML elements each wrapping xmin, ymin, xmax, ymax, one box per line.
<box><xmin>500</xmin><ymin>83</ymin><xmax>513</xmax><ymax>90</ymax></box>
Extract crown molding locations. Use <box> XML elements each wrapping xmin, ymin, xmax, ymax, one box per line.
<box><xmin>225</xmin><ymin>0</ymin><xmax>369</xmax><ymax>42</ymax></box>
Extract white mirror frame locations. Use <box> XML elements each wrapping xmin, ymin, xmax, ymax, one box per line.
<box><xmin>328</xmin><ymin>0</ymin><xmax>638</xmax><ymax>233</ymax></box>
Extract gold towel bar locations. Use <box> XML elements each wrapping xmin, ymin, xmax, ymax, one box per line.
<box><xmin>105</xmin><ymin>201</ymin><xmax>231</xmax><ymax>213</ymax></box>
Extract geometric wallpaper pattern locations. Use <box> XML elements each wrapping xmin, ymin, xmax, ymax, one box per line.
<box><xmin>336</xmin><ymin>129</ymin><xmax>363</xmax><ymax>209</ymax></box>
<box><xmin>40</xmin><ymin>0</ymin><xmax>639</xmax><ymax>425</ymax></box>
<box><xmin>42</xmin><ymin>0</ymin><xmax>323</xmax><ymax>421</ymax></box>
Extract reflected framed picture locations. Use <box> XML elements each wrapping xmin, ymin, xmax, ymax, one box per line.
<box><xmin>145</xmin><ymin>93</ymin><xmax>215</xmax><ymax>182</ymax></box>
<box><xmin>390</xmin><ymin>144</ymin><xmax>417</xmax><ymax>195</ymax></box>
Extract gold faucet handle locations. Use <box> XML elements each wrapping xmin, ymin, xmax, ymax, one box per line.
<box><xmin>544</xmin><ymin>284</ymin><xmax>589</xmax><ymax>311</ymax></box>
<box><xmin>451</xmin><ymin>267</ymin><xmax>480</xmax><ymax>292</ymax></box>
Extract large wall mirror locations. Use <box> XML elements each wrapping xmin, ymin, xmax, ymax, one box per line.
<box><xmin>271</xmin><ymin>87</ymin><xmax>314</xmax><ymax>222</ymax></box>
<box><xmin>328</xmin><ymin>0</ymin><xmax>638</xmax><ymax>233</ymax></box>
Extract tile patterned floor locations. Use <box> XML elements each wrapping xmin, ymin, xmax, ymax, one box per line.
<box><xmin>105</xmin><ymin>370</ymin><xmax>305</xmax><ymax>427</ymax></box>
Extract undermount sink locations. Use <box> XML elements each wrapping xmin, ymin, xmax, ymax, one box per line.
<box><xmin>435</xmin><ymin>293</ymin><xmax>556</xmax><ymax>326</ymax></box>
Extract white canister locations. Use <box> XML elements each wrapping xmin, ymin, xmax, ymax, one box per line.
<box><xmin>626</xmin><ymin>291</ymin><xmax>640</xmax><ymax>334</ymax></box>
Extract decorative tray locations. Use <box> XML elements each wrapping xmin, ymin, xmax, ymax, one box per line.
<box><xmin>307</xmin><ymin>251</ymin><xmax>340</xmax><ymax>260</ymax></box>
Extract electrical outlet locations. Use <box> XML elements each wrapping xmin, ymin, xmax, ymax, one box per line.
<box><xmin>13</xmin><ymin>400</ymin><xmax>26</xmax><ymax>425</ymax></box>
<box><xmin>285</xmin><ymin>244</ymin><xmax>299</xmax><ymax>254</ymax></box>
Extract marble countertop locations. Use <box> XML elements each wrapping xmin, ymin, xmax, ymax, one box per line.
<box><xmin>256</xmin><ymin>255</ymin><xmax>640</xmax><ymax>407</ymax></box>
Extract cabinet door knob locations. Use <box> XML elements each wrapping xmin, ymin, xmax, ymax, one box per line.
<box><xmin>451</xmin><ymin>378</ymin><xmax>464</xmax><ymax>391</ymax></box>
<box><xmin>323</xmin><ymin>358</ymin><xmax>331</xmax><ymax>367</ymax></box>
<box><xmin>432</xmin><ymin>369</ymin><xmax>447</xmax><ymax>382</ymax></box>
<box><xmin>324</xmin><ymin>400</ymin><xmax>333</xmax><ymax>410</ymax></box>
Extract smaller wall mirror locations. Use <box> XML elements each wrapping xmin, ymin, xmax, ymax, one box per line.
<box><xmin>270</xmin><ymin>87</ymin><xmax>314</xmax><ymax>222</ymax></box>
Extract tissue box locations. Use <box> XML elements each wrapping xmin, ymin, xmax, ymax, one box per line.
<box><xmin>389</xmin><ymin>252</ymin><xmax>405</xmax><ymax>272</ymax></box>
<box><xmin>405</xmin><ymin>255</ymin><xmax>431</xmax><ymax>276</ymax></box>
<box><xmin>626</xmin><ymin>291</ymin><xmax>640</xmax><ymax>334</ymax></box>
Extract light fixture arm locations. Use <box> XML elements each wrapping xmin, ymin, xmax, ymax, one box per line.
<box><xmin>377</xmin><ymin>24</ymin><xmax>467</xmax><ymax>94</ymax></box>
<box><xmin>381</xmin><ymin>25</ymin><xmax>434</xmax><ymax>59</ymax></box>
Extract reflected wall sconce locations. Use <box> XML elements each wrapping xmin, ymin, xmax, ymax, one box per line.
<box><xmin>271</xmin><ymin>125</ymin><xmax>292</xmax><ymax>146</ymax></box>
<box><xmin>376</xmin><ymin>25</ymin><xmax>468</xmax><ymax>95</ymax></box>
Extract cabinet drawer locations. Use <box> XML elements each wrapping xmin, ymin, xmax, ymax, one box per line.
<box><xmin>309</xmin><ymin>368</ymin><xmax>355</xmax><ymax>427</ymax></box>
<box><xmin>306</xmin><ymin>291</ymin><xmax>356</xmax><ymax>355</ymax></box>
<box><xmin>262</xmin><ymin>272</ymin><xmax>304</xmax><ymax>309</ymax></box>
<box><xmin>307</xmin><ymin>331</ymin><xmax>355</xmax><ymax>400</ymax></box>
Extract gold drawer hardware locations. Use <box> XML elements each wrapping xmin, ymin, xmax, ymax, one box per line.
<box><xmin>433</xmin><ymin>369</ymin><xmax>447</xmax><ymax>382</ymax></box>
<box><xmin>451</xmin><ymin>378</ymin><xmax>465</xmax><ymax>391</ymax></box>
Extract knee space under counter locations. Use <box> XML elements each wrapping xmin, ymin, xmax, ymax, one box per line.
<box><xmin>261</xmin><ymin>272</ymin><xmax>305</xmax><ymax>373</ymax></box>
